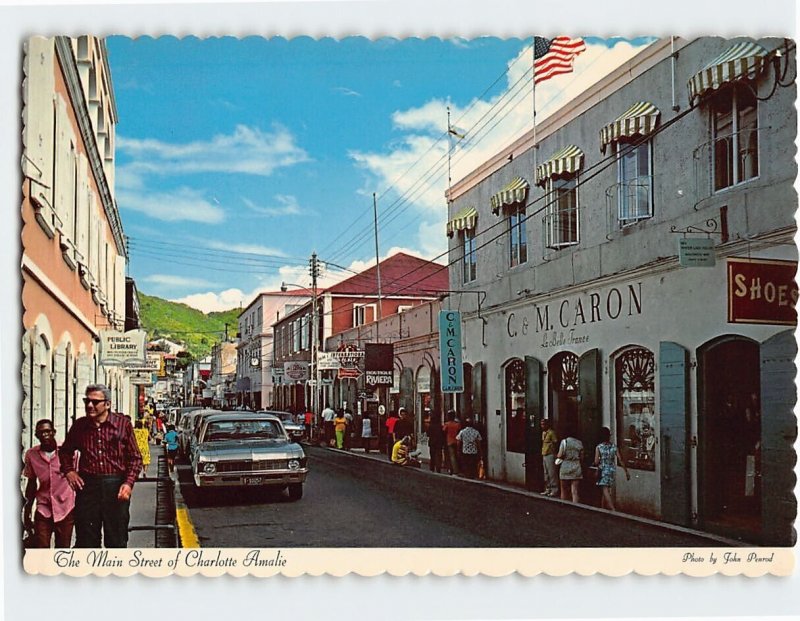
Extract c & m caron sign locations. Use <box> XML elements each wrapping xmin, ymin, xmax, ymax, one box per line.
<box><xmin>727</xmin><ymin>257</ymin><xmax>798</xmax><ymax>325</ymax></box>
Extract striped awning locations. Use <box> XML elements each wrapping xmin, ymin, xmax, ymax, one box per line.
<box><xmin>446</xmin><ymin>206</ymin><xmax>478</xmax><ymax>237</ymax></box>
<box><xmin>535</xmin><ymin>145</ymin><xmax>584</xmax><ymax>186</ymax></box>
<box><xmin>490</xmin><ymin>177</ymin><xmax>529</xmax><ymax>214</ymax></box>
<box><xmin>599</xmin><ymin>102</ymin><xmax>661</xmax><ymax>154</ymax></box>
<box><xmin>688</xmin><ymin>41</ymin><xmax>769</xmax><ymax>104</ymax></box>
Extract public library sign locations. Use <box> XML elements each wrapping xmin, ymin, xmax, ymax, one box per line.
<box><xmin>506</xmin><ymin>282</ymin><xmax>644</xmax><ymax>347</ymax></box>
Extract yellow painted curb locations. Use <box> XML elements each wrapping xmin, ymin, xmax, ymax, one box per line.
<box><xmin>176</xmin><ymin>506</ymin><xmax>200</xmax><ymax>548</ymax></box>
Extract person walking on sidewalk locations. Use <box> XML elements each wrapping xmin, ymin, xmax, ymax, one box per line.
<box><xmin>540</xmin><ymin>419</ymin><xmax>559</xmax><ymax>497</ymax></box>
<box><xmin>456</xmin><ymin>418</ymin><xmax>482</xmax><ymax>479</ymax></box>
<box><xmin>23</xmin><ymin>419</ymin><xmax>76</xmax><ymax>548</ymax></box>
<box><xmin>556</xmin><ymin>427</ymin><xmax>584</xmax><ymax>503</ymax></box>
<box><xmin>426</xmin><ymin>411</ymin><xmax>445</xmax><ymax>473</ymax></box>
<box><xmin>594</xmin><ymin>426</ymin><xmax>630</xmax><ymax>511</ymax></box>
<box><xmin>334</xmin><ymin>410</ymin><xmax>348</xmax><ymax>449</ymax></box>
<box><xmin>321</xmin><ymin>403</ymin><xmax>336</xmax><ymax>446</ymax></box>
<box><xmin>385</xmin><ymin>410</ymin><xmax>400</xmax><ymax>458</ymax></box>
<box><xmin>393</xmin><ymin>408</ymin><xmax>414</xmax><ymax>447</ymax></box>
<box><xmin>60</xmin><ymin>384</ymin><xmax>142</xmax><ymax>548</ymax></box>
<box><xmin>303</xmin><ymin>409</ymin><xmax>313</xmax><ymax>440</ymax></box>
<box><xmin>361</xmin><ymin>412</ymin><xmax>374</xmax><ymax>452</ymax></box>
<box><xmin>442</xmin><ymin>410</ymin><xmax>461</xmax><ymax>475</ymax></box>
<box><xmin>133</xmin><ymin>421</ymin><xmax>151</xmax><ymax>476</ymax></box>
<box><xmin>164</xmin><ymin>424</ymin><xmax>179</xmax><ymax>473</ymax></box>
<box><xmin>343</xmin><ymin>407</ymin><xmax>354</xmax><ymax>450</ymax></box>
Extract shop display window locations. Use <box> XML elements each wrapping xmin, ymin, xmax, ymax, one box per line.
<box><xmin>505</xmin><ymin>359</ymin><xmax>526</xmax><ymax>453</ymax></box>
<box><xmin>615</xmin><ymin>346</ymin><xmax>656</xmax><ymax>471</ymax></box>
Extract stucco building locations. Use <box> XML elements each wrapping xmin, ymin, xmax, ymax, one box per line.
<box><xmin>21</xmin><ymin>36</ymin><xmax>131</xmax><ymax>449</ymax></box>
<box><xmin>446</xmin><ymin>37</ymin><xmax>796</xmax><ymax>544</ymax></box>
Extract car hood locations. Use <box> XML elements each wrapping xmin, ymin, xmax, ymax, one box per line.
<box><xmin>196</xmin><ymin>439</ymin><xmax>304</xmax><ymax>460</ymax></box>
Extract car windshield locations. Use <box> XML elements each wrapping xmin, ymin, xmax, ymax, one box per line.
<box><xmin>204</xmin><ymin>419</ymin><xmax>283</xmax><ymax>441</ymax></box>
<box><xmin>278</xmin><ymin>413</ymin><xmax>293</xmax><ymax>422</ymax></box>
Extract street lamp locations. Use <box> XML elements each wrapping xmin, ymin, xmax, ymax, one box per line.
<box><xmin>280</xmin><ymin>281</ymin><xmax>320</xmax><ymax>422</ymax></box>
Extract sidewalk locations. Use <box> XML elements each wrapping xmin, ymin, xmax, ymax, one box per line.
<box><xmin>128</xmin><ymin>443</ymin><xmax>164</xmax><ymax>548</ymax></box>
<box><xmin>312</xmin><ymin>442</ymin><xmax>746</xmax><ymax>547</ymax></box>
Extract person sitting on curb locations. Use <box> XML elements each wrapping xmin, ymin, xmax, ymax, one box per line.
<box><xmin>391</xmin><ymin>436</ymin><xmax>421</xmax><ymax>467</ymax></box>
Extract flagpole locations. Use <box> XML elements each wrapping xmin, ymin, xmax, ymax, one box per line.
<box><xmin>532</xmin><ymin>42</ymin><xmax>538</xmax><ymax>176</ymax></box>
<box><xmin>447</xmin><ymin>105</ymin><xmax>453</xmax><ymax>197</ymax></box>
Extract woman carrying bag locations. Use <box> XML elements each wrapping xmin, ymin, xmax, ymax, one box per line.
<box><xmin>556</xmin><ymin>427</ymin><xmax>584</xmax><ymax>503</ymax></box>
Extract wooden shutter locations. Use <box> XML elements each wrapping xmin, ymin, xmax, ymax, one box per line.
<box><xmin>471</xmin><ymin>362</ymin><xmax>485</xmax><ymax>424</ymax></box>
<box><xmin>659</xmin><ymin>342</ymin><xmax>691</xmax><ymax>526</ymax></box>
<box><xmin>760</xmin><ymin>330</ymin><xmax>797</xmax><ymax>545</ymax></box>
<box><xmin>524</xmin><ymin>356</ymin><xmax>543</xmax><ymax>491</ymax></box>
<box><xmin>578</xmin><ymin>348</ymin><xmax>603</xmax><ymax>455</ymax></box>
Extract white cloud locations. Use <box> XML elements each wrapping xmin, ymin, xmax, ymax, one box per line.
<box><xmin>143</xmin><ymin>274</ymin><xmax>216</xmax><ymax>288</ymax></box>
<box><xmin>172</xmin><ymin>288</ymin><xmax>249</xmax><ymax>313</ymax></box>
<box><xmin>117</xmin><ymin>186</ymin><xmax>225</xmax><ymax>224</ymax></box>
<box><xmin>333</xmin><ymin>86</ymin><xmax>361</xmax><ymax>97</ymax></box>
<box><xmin>242</xmin><ymin>195</ymin><xmax>308</xmax><ymax>217</ymax></box>
<box><xmin>205</xmin><ymin>240</ymin><xmax>288</xmax><ymax>258</ymax></box>
<box><xmin>117</xmin><ymin>123</ymin><xmax>310</xmax><ymax>177</ymax></box>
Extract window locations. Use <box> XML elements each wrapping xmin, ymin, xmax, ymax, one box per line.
<box><xmin>300</xmin><ymin>315</ymin><xmax>309</xmax><ymax>350</ymax></box>
<box><xmin>397</xmin><ymin>305</ymin><xmax>413</xmax><ymax>314</ymax></box>
<box><xmin>545</xmin><ymin>177</ymin><xmax>579</xmax><ymax>249</ymax></box>
<box><xmin>353</xmin><ymin>304</ymin><xmax>375</xmax><ymax>327</ymax></box>
<box><xmin>712</xmin><ymin>85</ymin><xmax>759</xmax><ymax>192</ymax></box>
<box><xmin>292</xmin><ymin>319</ymin><xmax>301</xmax><ymax>353</ymax></box>
<box><xmin>615</xmin><ymin>347</ymin><xmax>656</xmax><ymax>471</ymax></box>
<box><xmin>616</xmin><ymin>142</ymin><xmax>653</xmax><ymax>225</ymax></box>
<box><xmin>508</xmin><ymin>205</ymin><xmax>527</xmax><ymax>267</ymax></box>
<box><xmin>504</xmin><ymin>359</ymin><xmax>526</xmax><ymax>453</ymax></box>
<box><xmin>462</xmin><ymin>228</ymin><xmax>477</xmax><ymax>283</ymax></box>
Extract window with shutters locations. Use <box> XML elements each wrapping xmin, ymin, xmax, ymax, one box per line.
<box><xmin>462</xmin><ymin>228</ymin><xmax>477</xmax><ymax>283</ymax></box>
<box><xmin>508</xmin><ymin>205</ymin><xmax>527</xmax><ymax>267</ymax></box>
<box><xmin>544</xmin><ymin>176</ymin><xmax>579</xmax><ymax>249</ymax></box>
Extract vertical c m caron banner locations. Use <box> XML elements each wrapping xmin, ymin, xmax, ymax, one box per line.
<box><xmin>439</xmin><ymin>310</ymin><xmax>464</xmax><ymax>393</ymax></box>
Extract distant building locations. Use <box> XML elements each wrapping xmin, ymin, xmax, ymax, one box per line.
<box><xmin>209</xmin><ymin>341</ymin><xmax>237</xmax><ymax>408</ymax></box>
<box><xmin>21</xmin><ymin>36</ymin><xmax>131</xmax><ymax>448</ymax></box>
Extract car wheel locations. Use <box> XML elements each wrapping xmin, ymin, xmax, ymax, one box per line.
<box><xmin>287</xmin><ymin>483</ymin><xmax>303</xmax><ymax>501</ymax></box>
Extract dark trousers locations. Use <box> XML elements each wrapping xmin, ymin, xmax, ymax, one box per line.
<box><xmin>461</xmin><ymin>453</ymin><xmax>479</xmax><ymax>479</ymax></box>
<box><xmin>74</xmin><ymin>474</ymin><xmax>130</xmax><ymax>548</ymax></box>
<box><xmin>429</xmin><ymin>446</ymin><xmax>443</xmax><ymax>472</ymax></box>
<box><xmin>33</xmin><ymin>510</ymin><xmax>74</xmax><ymax>548</ymax></box>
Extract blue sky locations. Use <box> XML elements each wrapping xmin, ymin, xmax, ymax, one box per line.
<box><xmin>107</xmin><ymin>35</ymin><xmax>654</xmax><ymax>312</ymax></box>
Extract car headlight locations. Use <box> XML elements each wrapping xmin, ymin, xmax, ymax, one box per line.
<box><xmin>288</xmin><ymin>459</ymin><xmax>300</xmax><ymax>470</ymax></box>
<box><xmin>203</xmin><ymin>462</ymin><xmax>217</xmax><ymax>474</ymax></box>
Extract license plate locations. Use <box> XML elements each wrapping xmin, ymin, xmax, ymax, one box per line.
<box><xmin>243</xmin><ymin>477</ymin><xmax>263</xmax><ymax>485</ymax></box>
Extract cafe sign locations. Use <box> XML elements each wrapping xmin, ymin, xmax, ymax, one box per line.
<box><xmin>727</xmin><ymin>258</ymin><xmax>798</xmax><ymax>325</ymax></box>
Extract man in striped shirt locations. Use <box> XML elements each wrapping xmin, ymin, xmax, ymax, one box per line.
<box><xmin>60</xmin><ymin>384</ymin><xmax>142</xmax><ymax>548</ymax></box>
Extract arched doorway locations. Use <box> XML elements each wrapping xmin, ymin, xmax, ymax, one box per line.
<box><xmin>699</xmin><ymin>336</ymin><xmax>761</xmax><ymax>537</ymax></box>
<box><xmin>504</xmin><ymin>359</ymin><xmax>526</xmax><ymax>454</ymax></box>
<box><xmin>547</xmin><ymin>352</ymin><xmax>579</xmax><ymax>437</ymax></box>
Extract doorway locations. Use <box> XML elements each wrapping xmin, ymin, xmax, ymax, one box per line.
<box><xmin>547</xmin><ymin>352</ymin><xmax>580</xmax><ymax>437</ymax></box>
<box><xmin>699</xmin><ymin>337</ymin><xmax>761</xmax><ymax>538</ymax></box>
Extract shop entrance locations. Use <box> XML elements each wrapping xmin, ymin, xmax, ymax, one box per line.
<box><xmin>547</xmin><ymin>352</ymin><xmax>580</xmax><ymax>438</ymax></box>
<box><xmin>699</xmin><ymin>337</ymin><xmax>761</xmax><ymax>538</ymax></box>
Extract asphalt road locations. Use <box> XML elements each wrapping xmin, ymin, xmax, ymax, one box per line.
<box><xmin>177</xmin><ymin>446</ymin><xmax>722</xmax><ymax>548</ymax></box>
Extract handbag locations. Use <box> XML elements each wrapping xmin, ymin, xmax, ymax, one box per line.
<box><xmin>555</xmin><ymin>439</ymin><xmax>565</xmax><ymax>466</ymax></box>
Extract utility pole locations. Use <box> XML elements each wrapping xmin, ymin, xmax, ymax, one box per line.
<box><xmin>372</xmin><ymin>193</ymin><xmax>383</xmax><ymax>334</ymax></box>
<box><xmin>309</xmin><ymin>252</ymin><xmax>320</xmax><ymax>421</ymax></box>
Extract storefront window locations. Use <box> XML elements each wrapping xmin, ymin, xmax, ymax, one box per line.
<box><xmin>615</xmin><ymin>347</ymin><xmax>656</xmax><ymax>471</ymax></box>
<box><xmin>505</xmin><ymin>359</ymin><xmax>526</xmax><ymax>453</ymax></box>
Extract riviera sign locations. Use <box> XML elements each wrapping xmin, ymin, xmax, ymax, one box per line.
<box><xmin>438</xmin><ymin>311</ymin><xmax>464</xmax><ymax>393</ymax></box>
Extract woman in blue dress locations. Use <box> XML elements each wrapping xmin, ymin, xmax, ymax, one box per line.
<box><xmin>594</xmin><ymin>426</ymin><xmax>630</xmax><ymax>511</ymax></box>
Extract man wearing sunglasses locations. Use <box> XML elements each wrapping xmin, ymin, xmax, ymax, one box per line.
<box><xmin>59</xmin><ymin>384</ymin><xmax>142</xmax><ymax>548</ymax></box>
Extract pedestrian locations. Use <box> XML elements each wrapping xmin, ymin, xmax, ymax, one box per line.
<box><xmin>594</xmin><ymin>426</ymin><xmax>630</xmax><ymax>511</ymax></box>
<box><xmin>23</xmin><ymin>419</ymin><xmax>76</xmax><ymax>548</ymax></box>
<box><xmin>303</xmin><ymin>409</ymin><xmax>313</xmax><ymax>439</ymax></box>
<box><xmin>321</xmin><ymin>403</ymin><xmax>336</xmax><ymax>446</ymax></box>
<box><xmin>391</xmin><ymin>436</ymin><xmax>421</xmax><ymax>467</ymax></box>
<box><xmin>393</xmin><ymin>407</ymin><xmax>414</xmax><ymax>446</ymax></box>
<box><xmin>385</xmin><ymin>410</ymin><xmax>400</xmax><ymax>458</ymax></box>
<box><xmin>133</xmin><ymin>420</ymin><xmax>151</xmax><ymax>475</ymax></box>
<box><xmin>59</xmin><ymin>384</ymin><xmax>143</xmax><ymax>548</ymax></box>
<box><xmin>442</xmin><ymin>410</ymin><xmax>461</xmax><ymax>475</ymax></box>
<box><xmin>556</xmin><ymin>427</ymin><xmax>584</xmax><ymax>503</ymax></box>
<box><xmin>343</xmin><ymin>407</ymin><xmax>354</xmax><ymax>450</ymax></box>
<box><xmin>540</xmin><ymin>419</ymin><xmax>559</xmax><ymax>497</ymax></box>
<box><xmin>164</xmin><ymin>424</ymin><xmax>179</xmax><ymax>473</ymax></box>
<box><xmin>456</xmin><ymin>418</ymin><xmax>482</xmax><ymax>479</ymax></box>
<box><xmin>334</xmin><ymin>409</ymin><xmax>348</xmax><ymax>449</ymax></box>
<box><xmin>426</xmin><ymin>411</ymin><xmax>445</xmax><ymax>473</ymax></box>
<box><xmin>361</xmin><ymin>412</ymin><xmax>374</xmax><ymax>453</ymax></box>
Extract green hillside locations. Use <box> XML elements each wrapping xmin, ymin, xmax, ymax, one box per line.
<box><xmin>137</xmin><ymin>292</ymin><xmax>240</xmax><ymax>360</ymax></box>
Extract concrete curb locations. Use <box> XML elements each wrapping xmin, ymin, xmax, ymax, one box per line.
<box><xmin>308</xmin><ymin>443</ymin><xmax>747</xmax><ymax>547</ymax></box>
<box><xmin>172</xmin><ymin>469</ymin><xmax>200</xmax><ymax>548</ymax></box>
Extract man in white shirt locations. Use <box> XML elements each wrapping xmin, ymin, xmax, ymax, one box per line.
<box><xmin>321</xmin><ymin>403</ymin><xmax>336</xmax><ymax>446</ymax></box>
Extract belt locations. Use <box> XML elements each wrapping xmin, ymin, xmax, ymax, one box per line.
<box><xmin>79</xmin><ymin>472</ymin><xmax>125</xmax><ymax>480</ymax></box>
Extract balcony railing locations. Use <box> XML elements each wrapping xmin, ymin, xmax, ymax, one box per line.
<box><xmin>605</xmin><ymin>175</ymin><xmax>653</xmax><ymax>238</ymax></box>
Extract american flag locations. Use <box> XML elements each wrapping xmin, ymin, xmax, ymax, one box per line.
<box><xmin>533</xmin><ymin>36</ymin><xmax>587</xmax><ymax>85</ymax></box>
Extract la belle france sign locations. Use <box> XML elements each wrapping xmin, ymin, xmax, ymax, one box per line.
<box><xmin>438</xmin><ymin>311</ymin><xmax>464</xmax><ymax>393</ymax></box>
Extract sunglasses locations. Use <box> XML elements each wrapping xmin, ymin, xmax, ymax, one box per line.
<box><xmin>82</xmin><ymin>398</ymin><xmax>108</xmax><ymax>406</ymax></box>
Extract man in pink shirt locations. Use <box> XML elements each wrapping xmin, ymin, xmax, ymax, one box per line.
<box><xmin>23</xmin><ymin>419</ymin><xmax>76</xmax><ymax>548</ymax></box>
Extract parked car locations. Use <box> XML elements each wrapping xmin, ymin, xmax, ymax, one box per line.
<box><xmin>176</xmin><ymin>407</ymin><xmax>203</xmax><ymax>460</ymax></box>
<box><xmin>263</xmin><ymin>410</ymin><xmax>305</xmax><ymax>441</ymax></box>
<box><xmin>191</xmin><ymin>412</ymin><xmax>308</xmax><ymax>500</ymax></box>
<box><xmin>185</xmin><ymin>409</ymin><xmax>221</xmax><ymax>462</ymax></box>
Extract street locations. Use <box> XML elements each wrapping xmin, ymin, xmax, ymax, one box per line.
<box><xmin>177</xmin><ymin>445</ymin><xmax>722</xmax><ymax>548</ymax></box>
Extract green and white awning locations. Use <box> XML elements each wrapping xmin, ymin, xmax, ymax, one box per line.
<box><xmin>535</xmin><ymin>145</ymin><xmax>584</xmax><ymax>186</ymax></box>
<box><xmin>446</xmin><ymin>206</ymin><xmax>478</xmax><ymax>237</ymax></box>
<box><xmin>490</xmin><ymin>177</ymin><xmax>529</xmax><ymax>214</ymax></box>
<box><xmin>688</xmin><ymin>41</ymin><xmax>769</xmax><ymax>104</ymax></box>
<box><xmin>599</xmin><ymin>102</ymin><xmax>661</xmax><ymax>154</ymax></box>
